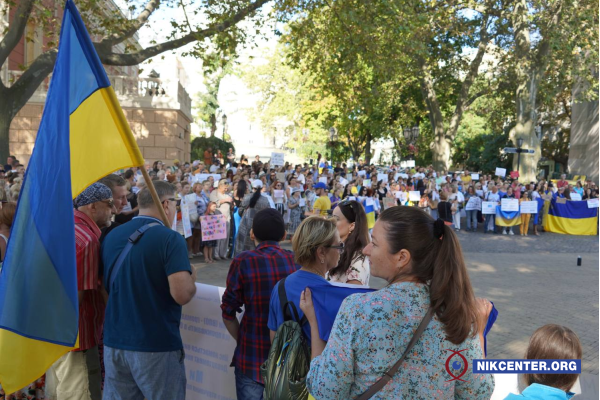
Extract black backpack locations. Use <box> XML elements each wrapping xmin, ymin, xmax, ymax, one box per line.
<box><xmin>260</xmin><ymin>277</ymin><xmax>311</xmax><ymax>400</ymax></box>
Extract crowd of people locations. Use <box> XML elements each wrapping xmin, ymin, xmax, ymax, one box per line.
<box><xmin>0</xmin><ymin>151</ymin><xmax>591</xmax><ymax>400</ymax></box>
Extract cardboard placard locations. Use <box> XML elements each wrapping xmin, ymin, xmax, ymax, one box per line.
<box><xmin>274</xmin><ymin>190</ymin><xmax>284</xmax><ymax>198</ymax></box>
<box><xmin>270</xmin><ymin>152</ymin><xmax>285</xmax><ymax>166</ymax></box>
<box><xmin>556</xmin><ymin>197</ymin><xmax>567</xmax><ymax>204</ymax></box>
<box><xmin>520</xmin><ymin>201</ymin><xmax>538</xmax><ymax>214</ymax></box>
<box><xmin>495</xmin><ymin>167</ymin><xmax>506</xmax><ymax>178</ymax></box>
<box><xmin>587</xmin><ymin>198</ymin><xmax>599</xmax><ymax>208</ymax></box>
<box><xmin>570</xmin><ymin>193</ymin><xmax>582</xmax><ymax>201</ymax></box>
<box><xmin>465</xmin><ymin>197</ymin><xmax>482</xmax><ymax>211</ymax></box>
<box><xmin>200</xmin><ymin>214</ymin><xmax>227</xmax><ymax>241</ymax></box>
<box><xmin>471</xmin><ymin>173</ymin><xmax>480</xmax><ymax>181</ymax></box>
<box><xmin>409</xmin><ymin>191</ymin><xmax>421</xmax><ymax>201</ymax></box>
<box><xmin>482</xmin><ymin>201</ymin><xmax>497</xmax><ymax>214</ymax></box>
<box><xmin>276</xmin><ymin>172</ymin><xmax>285</xmax><ymax>182</ymax></box>
<box><xmin>501</xmin><ymin>198</ymin><xmax>519</xmax><ymax>212</ymax></box>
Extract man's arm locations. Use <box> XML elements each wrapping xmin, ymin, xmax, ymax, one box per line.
<box><xmin>168</xmin><ymin>267</ymin><xmax>197</xmax><ymax>305</ymax></box>
<box><xmin>223</xmin><ymin>318</ymin><xmax>240</xmax><ymax>343</ymax></box>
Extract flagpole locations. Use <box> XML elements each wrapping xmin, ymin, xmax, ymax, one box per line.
<box><xmin>140</xmin><ymin>167</ymin><xmax>171</xmax><ymax>226</ymax></box>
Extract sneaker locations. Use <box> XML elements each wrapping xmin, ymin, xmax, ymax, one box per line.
<box><xmin>213</xmin><ymin>256</ymin><xmax>221</xmax><ymax>261</ymax></box>
<box><xmin>509</xmin><ymin>230</ymin><xmax>514</xmax><ymax>236</ymax></box>
<box><xmin>188</xmin><ymin>252</ymin><xmax>194</xmax><ymax>259</ymax></box>
<box><xmin>502</xmin><ymin>230</ymin><xmax>507</xmax><ymax>235</ymax></box>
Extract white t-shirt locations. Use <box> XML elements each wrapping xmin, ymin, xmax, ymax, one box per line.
<box><xmin>327</xmin><ymin>255</ymin><xmax>371</xmax><ymax>286</ymax></box>
<box><xmin>297</xmin><ymin>173</ymin><xmax>306</xmax><ymax>184</ymax></box>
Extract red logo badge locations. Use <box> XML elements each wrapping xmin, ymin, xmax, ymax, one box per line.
<box><xmin>445</xmin><ymin>349</ymin><xmax>469</xmax><ymax>382</ymax></box>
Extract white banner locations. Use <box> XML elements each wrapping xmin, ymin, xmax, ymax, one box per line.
<box><xmin>181</xmin><ymin>197</ymin><xmax>192</xmax><ymax>238</ymax></box>
<box><xmin>519</xmin><ymin>201</ymin><xmax>538</xmax><ymax>214</ymax></box>
<box><xmin>482</xmin><ymin>201</ymin><xmax>497</xmax><ymax>215</ymax></box>
<box><xmin>181</xmin><ymin>284</ymin><xmax>239</xmax><ymax>400</ymax></box>
<box><xmin>587</xmin><ymin>198</ymin><xmax>599</xmax><ymax>208</ymax></box>
<box><xmin>501</xmin><ymin>198</ymin><xmax>519</xmax><ymax>212</ymax></box>
<box><xmin>495</xmin><ymin>167</ymin><xmax>506</xmax><ymax>178</ymax></box>
<box><xmin>409</xmin><ymin>191</ymin><xmax>421</xmax><ymax>201</ymax></box>
<box><xmin>270</xmin><ymin>152</ymin><xmax>285</xmax><ymax>166</ymax></box>
<box><xmin>465</xmin><ymin>197</ymin><xmax>482</xmax><ymax>211</ymax></box>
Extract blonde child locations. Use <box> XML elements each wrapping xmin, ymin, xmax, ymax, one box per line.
<box><xmin>202</xmin><ymin>201</ymin><xmax>219</xmax><ymax>263</ymax></box>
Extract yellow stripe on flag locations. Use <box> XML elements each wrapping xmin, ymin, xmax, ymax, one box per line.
<box><xmin>70</xmin><ymin>86</ymin><xmax>144</xmax><ymax>198</ymax></box>
<box><xmin>545</xmin><ymin>214</ymin><xmax>598</xmax><ymax>236</ymax></box>
<box><xmin>0</xmin><ymin>330</ymin><xmax>78</xmax><ymax>394</ymax></box>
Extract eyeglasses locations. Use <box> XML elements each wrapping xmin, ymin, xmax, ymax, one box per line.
<box><xmin>102</xmin><ymin>199</ymin><xmax>115</xmax><ymax>208</ymax></box>
<box><xmin>326</xmin><ymin>243</ymin><xmax>345</xmax><ymax>253</ymax></box>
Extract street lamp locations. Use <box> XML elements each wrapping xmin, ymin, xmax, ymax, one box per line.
<box><xmin>222</xmin><ymin>114</ymin><xmax>228</xmax><ymax>139</ymax></box>
<box><xmin>412</xmin><ymin>126</ymin><xmax>420</xmax><ymax>141</ymax></box>
<box><xmin>516</xmin><ymin>137</ymin><xmax>524</xmax><ymax>173</ymax></box>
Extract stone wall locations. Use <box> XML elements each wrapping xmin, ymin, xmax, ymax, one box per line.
<box><xmin>9</xmin><ymin>105</ymin><xmax>192</xmax><ymax>167</ymax></box>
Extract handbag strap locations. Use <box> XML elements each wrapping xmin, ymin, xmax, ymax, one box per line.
<box><xmin>106</xmin><ymin>222</ymin><xmax>161</xmax><ymax>292</ymax></box>
<box><xmin>277</xmin><ymin>276</ymin><xmax>307</xmax><ymax>326</ymax></box>
<box><xmin>355</xmin><ymin>306</ymin><xmax>434</xmax><ymax>400</ymax></box>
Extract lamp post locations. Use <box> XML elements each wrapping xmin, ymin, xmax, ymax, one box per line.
<box><xmin>222</xmin><ymin>114</ymin><xmax>228</xmax><ymax>139</ymax></box>
<box><xmin>516</xmin><ymin>137</ymin><xmax>524</xmax><ymax>174</ymax></box>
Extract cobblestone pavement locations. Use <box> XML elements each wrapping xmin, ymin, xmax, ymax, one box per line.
<box><xmin>193</xmin><ymin>231</ymin><xmax>599</xmax><ymax>377</ymax></box>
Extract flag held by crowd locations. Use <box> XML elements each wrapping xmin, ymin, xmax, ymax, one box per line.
<box><xmin>0</xmin><ymin>0</ymin><xmax>144</xmax><ymax>393</ymax></box>
<box><xmin>545</xmin><ymin>198</ymin><xmax>599</xmax><ymax>236</ymax></box>
<box><xmin>495</xmin><ymin>207</ymin><xmax>521</xmax><ymax>227</ymax></box>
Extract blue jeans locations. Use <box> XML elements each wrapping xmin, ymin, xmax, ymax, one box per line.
<box><xmin>235</xmin><ymin>369</ymin><xmax>264</xmax><ymax>400</ymax></box>
<box><xmin>484</xmin><ymin>214</ymin><xmax>496</xmax><ymax>232</ymax></box>
<box><xmin>466</xmin><ymin>210</ymin><xmax>478</xmax><ymax>231</ymax></box>
<box><xmin>103</xmin><ymin>346</ymin><xmax>186</xmax><ymax>400</ymax></box>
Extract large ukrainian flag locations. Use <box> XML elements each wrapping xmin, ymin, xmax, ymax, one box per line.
<box><xmin>545</xmin><ymin>199</ymin><xmax>598</xmax><ymax>236</ymax></box>
<box><xmin>0</xmin><ymin>0</ymin><xmax>144</xmax><ymax>393</ymax></box>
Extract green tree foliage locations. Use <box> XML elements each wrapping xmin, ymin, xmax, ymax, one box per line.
<box><xmin>190</xmin><ymin>136</ymin><xmax>234</xmax><ymax>162</ymax></box>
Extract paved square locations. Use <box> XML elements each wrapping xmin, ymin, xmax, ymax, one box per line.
<box><xmin>193</xmin><ymin>231</ymin><xmax>599</xmax><ymax>376</ymax></box>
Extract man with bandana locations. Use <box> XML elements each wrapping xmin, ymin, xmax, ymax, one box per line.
<box><xmin>46</xmin><ymin>183</ymin><xmax>115</xmax><ymax>400</ymax></box>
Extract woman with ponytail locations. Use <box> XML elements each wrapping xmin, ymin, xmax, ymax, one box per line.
<box><xmin>301</xmin><ymin>206</ymin><xmax>494</xmax><ymax>399</ymax></box>
<box><xmin>234</xmin><ymin>180</ymin><xmax>274</xmax><ymax>256</ymax></box>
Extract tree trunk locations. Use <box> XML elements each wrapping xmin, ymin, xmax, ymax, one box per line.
<box><xmin>0</xmin><ymin>108</ymin><xmax>12</xmax><ymax>162</ymax></box>
<box><xmin>209</xmin><ymin>114</ymin><xmax>217</xmax><ymax>137</ymax></box>
<box><xmin>431</xmin><ymin>130</ymin><xmax>452</xmax><ymax>172</ymax></box>
<box><xmin>365</xmin><ymin>131</ymin><xmax>372</xmax><ymax>164</ymax></box>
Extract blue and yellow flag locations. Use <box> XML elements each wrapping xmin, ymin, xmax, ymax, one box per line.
<box><xmin>495</xmin><ymin>206</ymin><xmax>521</xmax><ymax>227</ymax></box>
<box><xmin>362</xmin><ymin>198</ymin><xmax>376</xmax><ymax>229</ymax></box>
<box><xmin>545</xmin><ymin>199</ymin><xmax>598</xmax><ymax>236</ymax></box>
<box><xmin>0</xmin><ymin>0</ymin><xmax>144</xmax><ymax>393</ymax></box>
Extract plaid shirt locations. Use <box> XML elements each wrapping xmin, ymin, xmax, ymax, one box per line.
<box><xmin>74</xmin><ymin>210</ymin><xmax>105</xmax><ymax>351</ymax></box>
<box><xmin>221</xmin><ymin>241</ymin><xmax>299</xmax><ymax>383</ymax></box>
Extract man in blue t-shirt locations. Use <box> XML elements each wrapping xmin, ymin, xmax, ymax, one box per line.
<box><xmin>101</xmin><ymin>181</ymin><xmax>197</xmax><ymax>400</ymax></box>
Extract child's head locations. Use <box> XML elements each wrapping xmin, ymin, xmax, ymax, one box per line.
<box><xmin>523</xmin><ymin>324</ymin><xmax>582</xmax><ymax>392</ymax></box>
<box><xmin>207</xmin><ymin>201</ymin><xmax>217</xmax><ymax>214</ymax></box>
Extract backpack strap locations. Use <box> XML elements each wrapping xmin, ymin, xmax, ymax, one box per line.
<box><xmin>277</xmin><ymin>276</ymin><xmax>308</xmax><ymax>326</ymax></box>
<box><xmin>106</xmin><ymin>222</ymin><xmax>161</xmax><ymax>292</ymax></box>
<box><xmin>355</xmin><ymin>307</ymin><xmax>434</xmax><ymax>400</ymax></box>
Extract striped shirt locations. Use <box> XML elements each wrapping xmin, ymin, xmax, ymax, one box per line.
<box><xmin>74</xmin><ymin>210</ymin><xmax>105</xmax><ymax>351</ymax></box>
<box><xmin>221</xmin><ymin>241</ymin><xmax>299</xmax><ymax>383</ymax></box>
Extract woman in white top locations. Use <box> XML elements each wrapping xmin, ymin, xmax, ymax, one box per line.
<box><xmin>270</xmin><ymin>180</ymin><xmax>288</xmax><ymax>218</ymax></box>
<box><xmin>327</xmin><ymin>199</ymin><xmax>371</xmax><ymax>286</ymax></box>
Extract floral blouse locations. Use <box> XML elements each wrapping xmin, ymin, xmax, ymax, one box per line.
<box><xmin>306</xmin><ymin>282</ymin><xmax>494</xmax><ymax>400</ymax></box>
<box><xmin>326</xmin><ymin>255</ymin><xmax>370</xmax><ymax>286</ymax></box>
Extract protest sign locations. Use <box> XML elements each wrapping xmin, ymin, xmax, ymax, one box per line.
<box><xmin>200</xmin><ymin>214</ymin><xmax>227</xmax><ymax>241</ymax></box>
<box><xmin>195</xmin><ymin>173</ymin><xmax>211</xmax><ymax>183</ymax></box>
<box><xmin>365</xmin><ymin>198</ymin><xmax>374</xmax><ymax>206</ymax></box>
<box><xmin>394</xmin><ymin>191</ymin><xmax>403</xmax><ymax>199</ymax></box>
<box><xmin>495</xmin><ymin>167</ymin><xmax>506</xmax><ymax>178</ymax></box>
<box><xmin>276</xmin><ymin>172</ymin><xmax>285</xmax><ymax>182</ymax></box>
<box><xmin>383</xmin><ymin>198</ymin><xmax>396</xmax><ymax>209</ymax></box>
<box><xmin>270</xmin><ymin>152</ymin><xmax>285</xmax><ymax>166</ymax></box>
<box><xmin>347</xmin><ymin>196</ymin><xmax>357</xmax><ymax>201</ymax></box>
<box><xmin>339</xmin><ymin>177</ymin><xmax>348</xmax><ymax>186</ymax></box>
<box><xmin>409</xmin><ymin>191</ymin><xmax>421</xmax><ymax>202</ymax></box>
<box><xmin>587</xmin><ymin>198</ymin><xmax>599</xmax><ymax>208</ymax></box>
<box><xmin>363</xmin><ymin>180</ymin><xmax>372</xmax><ymax>188</ymax></box>
<box><xmin>377</xmin><ymin>173</ymin><xmax>388</xmax><ymax>183</ymax></box>
<box><xmin>181</xmin><ymin>284</ymin><xmax>239</xmax><ymax>400</ymax></box>
<box><xmin>406</xmin><ymin>160</ymin><xmax>416</xmax><ymax>167</ymax></box>
<box><xmin>181</xmin><ymin>205</ymin><xmax>192</xmax><ymax>238</ymax></box>
<box><xmin>482</xmin><ymin>201</ymin><xmax>497</xmax><ymax>214</ymax></box>
<box><xmin>501</xmin><ymin>198</ymin><xmax>519</xmax><ymax>212</ymax></box>
<box><xmin>357</xmin><ymin>170</ymin><xmax>367</xmax><ymax>177</ymax></box>
<box><xmin>476</xmin><ymin>190</ymin><xmax>484</xmax><ymax>197</ymax></box>
<box><xmin>299</xmin><ymin>198</ymin><xmax>306</xmax><ymax>207</ymax></box>
<box><xmin>274</xmin><ymin>190</ymin><xmax>284</xmax><ymax>198</ymax></box>
<box><xmin>465</xmin><ymin>197</ymin><xmax>482</xmax><ymax>211</ymax></box>
<box><xmin>471</xmin><ymin>173</ymin><xmax>480</xmax><ymax>181</ymax></box>
<box><xmin>400</xmin><ymin>161</ymin><xmax>407</xmax><ymax>168</ymax></box>
<box><xmin>319</xmin><ymin>177</ymin><xmax>328</xmax><ymax>184</ymax></box>
<box><xmin>570</xmin><ymin>193</ymin><xmax>582</xmax><ymax>201</ymax></box>
<box><xmin>396</xmin><ymin>173</ymin><xmax>409</xmax><ymax>180</ymax></box>
<box><xmin>510</xmin><ymin>171</ymin><xmax>520</xmax><ymax>179</ymax></box>
<box><xmin>520</xmin><ymin>201</ymin><xmax>538</xmax><ymax>214</ymax></box>
<box><xmin>556</xmin><ymin>197</ymin><xmax>567</xmax><ymax>204</ymax></box>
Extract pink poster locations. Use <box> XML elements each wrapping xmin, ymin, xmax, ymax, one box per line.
<box><xmin>200</xmin><ymin>214</ymin><xmax>227</xmax><ymax>241</ymax></box>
